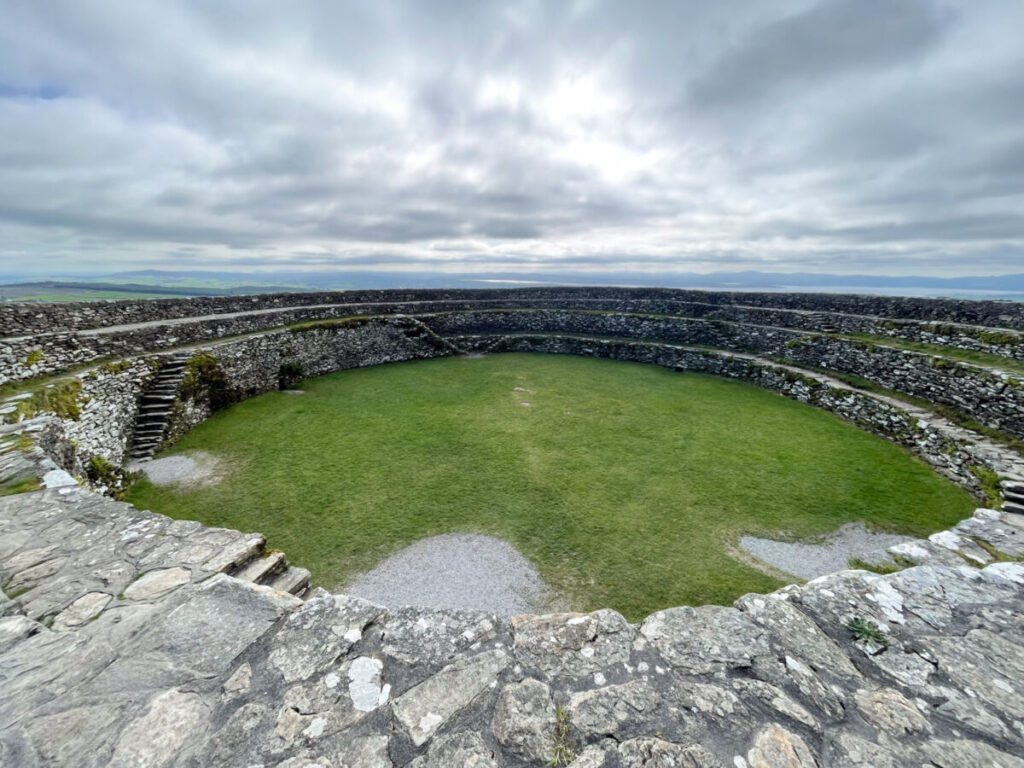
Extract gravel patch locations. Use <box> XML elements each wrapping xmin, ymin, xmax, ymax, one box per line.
<box><xmin>344</xmin><ymin>533</ymin><xmax>561</xmax><ymax>616</ymax></box>
<box><xmin>740</xmin><ymin>522</ymin><xmax>914</xmax><ymax>581</ymax></box>
<box><xmin>128</xmin><ymin>451</ymin><xmax>223</xmax><ymax>488</ymax></box>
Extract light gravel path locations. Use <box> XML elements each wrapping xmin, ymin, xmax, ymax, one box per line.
<box><xmin>740</xmin><ymin>522</ymin><xmax>914</xmax><ymax>581</ymax></box>
<box><xmin>128</xmin><ymin>450</ymin><xmax>223</xmax><ymax>488</ymax></box>
<box><xmin>344</xmin><ymin>533</ymin><xmax>561</xmax><ymax>616</ymax></box>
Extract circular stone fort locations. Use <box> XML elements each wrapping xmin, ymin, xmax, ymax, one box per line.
<box><xmin>2</xmin><ymin>286</ymin><xmax>1024</xmax><ymax>767</ymax></box>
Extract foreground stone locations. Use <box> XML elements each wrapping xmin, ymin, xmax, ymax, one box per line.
<box><xmin>2</xmin><ymin>543</ymin><xmax>1022</xmax><ymax>765</ymax></box>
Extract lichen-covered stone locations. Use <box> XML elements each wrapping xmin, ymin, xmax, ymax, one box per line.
<box><xmin>492</xmin><ymin>677</ymin><xmax>556</xmax><ymax>763</ymax></box>
<box><xmin>746</xmin><ymin>724</ymin><xmax>819</xmax><ymax>768</ymax></box>
<box><xmin>512</xmin><ymin>609</ymin><xmax>632</xmax><ymax>677</ymax></box>
<box><xmin>391</xmin><ymin>649</ymin><xmax>509</xmax><ymax>746</ymax></box>
<box><xmin>640</xmin><ymin>605</ymin><xmax>769</xmax><ymax>674</ymax></box>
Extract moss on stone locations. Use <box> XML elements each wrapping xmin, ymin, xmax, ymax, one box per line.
<box><xmin>179</xmin><ymin>353</ymin><xmax>235</xmax><ymax>412</ymax></box>
<box><xmin>12</xmin><ymin>378</ymin><xmax>84</xmax><ymax>421</ymax></box>
<box><xmin>288</xmin><ymin>315</ymin><xmax>370</xmax><ymax>333</ymax></box>
<box><xmin>969</xmin><ymin>465</ymin><xmax>1002</xmax><ymax>508</ymax></box>
<box><xmin>0</xmin><ymin>476</ymin><xmax>42</xmax><ymax>497</ymax></box>
<box><xmin>102</xmin><ymin>360</ymin><xmax>132</xmax><ymax>374</ymax></box>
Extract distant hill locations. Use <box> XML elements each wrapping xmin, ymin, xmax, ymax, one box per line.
<box><xmin>2</xmin><ymin>270</ymin><xmax>1024</xmax><ymax>301</ymax></box>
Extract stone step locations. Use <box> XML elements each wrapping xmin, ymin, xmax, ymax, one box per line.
<box><xmin>136</xmin><ymin>413</ymin><xmax>172</xmax><ymax>422</ymax></box>
<box><xmin>139</xmin><ymin>403</ymin><xmax>174</xmax><ymax>411</ymax></box>
<box><xmin>1002</xmin><ymin>490</ymin><xmax>1024</xmax><ymax>505</ymax></box>
<box><xmin>955</xmin><ymin>516</ymin><xmax>1024</xmax><ymax>558</ymax></box>
<box><xmin>927</xmin><ymin>530</ymin><xmax>994</xmax><ymax>565</ymax></box>
<box><xmin>1001</xmin><ymin>480</ymin><xmax>1024</xmax><ymax>495</ymax></box>
<box><xmin>267</xmin><ymin>566</ymin><xmax>310</xmax><ymax>596</ymax></box>
<box><xmin>232</xmin><ymin>551</ymin><xmax>287</xmax><ymax>583</ymax></box>
<box><xmin>204</xmin><ymin>535</ymin><xmax>267</xmax><ymax>574</ymax></box>
<box><xmin>1002</xmin><ymin>500</ymin><xmax>1024</xmax><ymax>516</ymax></box>
<box><xmin>888</xmin><ymin>539</ymin><xmax>965</xmax><ymax>567</ymax></box>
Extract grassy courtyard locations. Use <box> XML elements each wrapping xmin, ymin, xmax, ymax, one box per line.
<box><xmin>127</xmin><ymin>353</ymin><xmax>973</xmax><ymax>620</ymax></box>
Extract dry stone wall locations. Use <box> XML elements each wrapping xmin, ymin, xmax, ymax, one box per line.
<box><xmin>5</xmin><ymin>298</ymin><xmax>1024</xmax><ymax>498</ymax></box>
<box><xmin>2</xmin><ymin>289</ymin><xmax>1024</xmax><ymax>765</ymax></box>
<box><xmin>5</xmin><ymin>285</ymin><xmax>1024</xmax><ymax>335</ymax></box>
<box><xmin>6</xmin><ymin>289</ymin><xmax>1024</xmax><ymax>388</ymax></box>
<box><xmin>417</xmin><ymin>310</ymin><xmax>1024</xmax><ymax>438</ymax></box>
<box><xmin>163</xmin><ymin>317</ymin><xmax>457</xmax><ymax>444</ymax></box>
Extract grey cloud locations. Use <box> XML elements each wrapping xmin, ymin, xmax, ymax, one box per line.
<box><xmin>688</xmin><ymin>0</ymin><xmax>952</xmax><ymax>108</ymax></box>
<box><xmin>0</xmin><ymin>0</ymin><xmax>1021</xmax><ymax>278</ymax></box>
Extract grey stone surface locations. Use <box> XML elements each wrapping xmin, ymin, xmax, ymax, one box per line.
<box><xmin>0</xmin><ymin>479</ymin><xmax>1022</xmax><ymax>767</ymax></box>
<box><xmin>492</xmin><ymin>678</ymin><xmax>556</xmax><ymax>763</ymax></box>
<box><xmin>640</xmin><ymin>605</ymin><xmax>769</xmax><ymax>675</ymax></box>
<box><xmin>391</xmin><ymin>649</ymin><xmax>510</xmax><ymax>746</ymax></box>
<box><xmin>512</xmin><ymin>609</ymin><xmax>633</xmax><ymax>677</ymax></box>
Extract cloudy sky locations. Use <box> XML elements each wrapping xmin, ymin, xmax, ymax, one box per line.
<box><xmin>1</xmin><ymin>0</ymin><xmax>1023</xmax><ymax>277</ymax></box>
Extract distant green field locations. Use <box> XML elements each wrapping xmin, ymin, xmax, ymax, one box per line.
<box><xmin>128</xmin><ymin>354</ymin><xmax>972</xmax><ymax>619</ymax></box>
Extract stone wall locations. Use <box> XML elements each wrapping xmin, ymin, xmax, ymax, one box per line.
<box><xmin>7</xmin><ymin>290</ymin><xmax>1024</xmax><ymax>388</ymax></box>
<box><xmin>419</xmin><ymin>310</ymin><xmax>1024</xmax><ymax>438</ymax></box>
<box><xmin>4</xmin><ymin>292</ymin><xmax>1024</xmax><ymax>766</ymax></box>
<box><xmin>6</xmin><ymin>308</ymin><xmax>1023</xmax><ymax>486</ymax></box>
<box><xmin>1</xmin><ymin>358</ymin><xmax>156</xmax><ymax>477</ymax></box>
<box><xmin>5</xmin><ymin>285</ymin><xmax>1024</xmax><ymax>335</ymax></box>
<box><xmin>163</xmin><ymin>317</ymin><xmax>460</xmax><ymax>445</ymax></box>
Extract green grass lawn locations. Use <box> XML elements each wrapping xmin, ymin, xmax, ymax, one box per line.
<box><xmin>127</xmin><ymin>353</ymin><xmax>973</xmax><ymax>620</ymax></box>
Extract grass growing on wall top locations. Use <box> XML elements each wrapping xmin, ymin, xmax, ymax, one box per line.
<box><xmin>839</xmin><ymin>332</ymin><xmax>1024</xmax><ymax>376</ymax></box>
<box><xmin>127</xmin><ymin>353</ymin><xmax>973</xmax><ymax>620</ymax></box>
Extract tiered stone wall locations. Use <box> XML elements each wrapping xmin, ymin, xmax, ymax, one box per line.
<box><xmin>417</xmin><ymin>310</ymin><xmax>1024</xmax><ymax>438</ymax></box>
<box><xmin>2</xmin><ymin>288</ymin><xmax>1024</xmax><ymax>766</ymax></box>
<box><xmin>7</xmin><ymin>304</ymin><xmax>1024</xmax><ymax>441</ymax></box>
<box><xmin>5</xmin><ymin>286</ymin><xmax>1024</xmax><ymax>334</ymax></box>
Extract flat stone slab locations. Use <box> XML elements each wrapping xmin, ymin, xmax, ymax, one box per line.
<box><xmin>344</xmin><ymin>533</ymin><xmax>561</xmax><ymax>616</ymax></box>
<box><xmin>739</xmin><ymin>522</ymin><xmax>915</xmax><ymax>580</ymax></box>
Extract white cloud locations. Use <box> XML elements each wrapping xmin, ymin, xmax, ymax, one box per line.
<box><xmin>0</xmin><ymin>0</ymin><xmax>1022</xmax><ymax>277</ymax></box>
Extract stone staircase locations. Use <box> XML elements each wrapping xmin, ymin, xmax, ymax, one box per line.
<box><xmin>811</xmin><ymin>313</ymin><xmax>839</xmax><ymax>334</ymax></box>
<box><xmin>230</xmin><ymin>548</ymin><xmax>311</xmax><ymax>596</ymax></box>
<box><xmin>128</xmin><ymin>352</ymin><xmax>190</xmax><ymax>460</ymax></box>
<box><xmin>1001</xmin><ymin>473</ymin><xmax>1024</xmax><ymax>516</ymax></box>
<box><xmin>0</xmin><ymin>481</ymin><xmax>312</xmax><ymax>629</ymax></box>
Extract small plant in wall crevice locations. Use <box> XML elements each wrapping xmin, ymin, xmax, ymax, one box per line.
<box><xmin>847</xmin><ymin>616</ymin><xmax>888</xmax><ymax>649</ymax></box>
<box><xmin>548</xmin><ymin>706</ymin><xmax>576</xmax><ymax>767</ymax></box>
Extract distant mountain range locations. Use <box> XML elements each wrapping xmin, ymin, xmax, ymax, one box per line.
<box><xmin>2</xmin><ymin>269</ymin><xmax>1024</xmax><ymax>300</ymax></box>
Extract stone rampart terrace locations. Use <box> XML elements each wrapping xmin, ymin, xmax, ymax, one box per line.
<box><xmin>2</xmin><ymin>287</ymin><xmax>1024</xmax><ymax>766</ymax></box>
